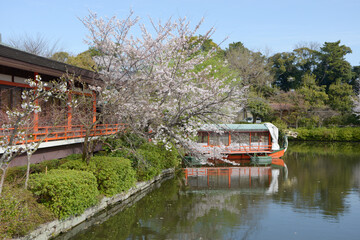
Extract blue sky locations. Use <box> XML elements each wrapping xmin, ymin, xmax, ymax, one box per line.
<box><xmin>1</xmin><ymin>0</ymin><xmax>360</xmax><ymax>65</ymax></box>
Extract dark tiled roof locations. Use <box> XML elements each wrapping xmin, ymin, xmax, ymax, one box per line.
<box><xmin>0</xmin><ymin>44</ymin><xmax>100</xmax><ymax>84</ymax></box>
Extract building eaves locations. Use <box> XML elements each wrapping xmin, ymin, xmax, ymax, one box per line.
<box><xmin>0</xmin><ymin>44</ymin><xmax>101</xmax><ymax>85</ymax></box>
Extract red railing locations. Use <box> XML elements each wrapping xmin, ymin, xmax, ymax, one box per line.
<box><xmin>200</xmin><ymin>144</ymin><xmax>272</xmax><ymax>154</ymax></box>
<box><xmin>0</xmin><ymin>124</ymin><xmax>125</xmax><ymax>144</ymax></box>
<box><xmin>226</xmin><ymin>144</ymin><xmax>272</xmax><ymax>153</ymax></box>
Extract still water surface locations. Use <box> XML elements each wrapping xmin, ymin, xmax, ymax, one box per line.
<box><xmin>57</xmin><ymin>142</ymin><xmax>360</xmax><ymax>240</ymax></box>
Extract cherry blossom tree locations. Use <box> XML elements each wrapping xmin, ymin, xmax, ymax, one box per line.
<box><xmin>82</xmin><ymin>11</ymin><xmax>247</xmax><ymax>163</ymax></box>
<box><xmin>64</xmin><ymin>73</ymin><xmax>119</xmax><ymax>164</ymax></box>
<box><xmin>0</xmin><ymin>76</ymin><xmax>68</xmax><ymax>195</ymax></box>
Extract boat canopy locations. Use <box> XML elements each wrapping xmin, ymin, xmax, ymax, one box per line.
<box><xmin>198</xmin><ymin>123</ymin><xmax>280</xmax><ymax>150</ymax></box>
<box><xmin>199</xmin><ymin>124</ymin><xmax>269</xmax><ymax>132</ymax></box>
<box><xmin>264</xmin><ymin>123</ymin><xmax>280</xmax><ymax>150</ymax></box>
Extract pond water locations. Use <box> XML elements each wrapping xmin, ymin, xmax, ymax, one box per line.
<box><xmin>56</xmin><ymin>142</ymin><xmax>360</xmax><ymax>240</ymax></box>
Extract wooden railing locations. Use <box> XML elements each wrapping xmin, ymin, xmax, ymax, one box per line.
<box><xmin>0</xmin><ymin>124</ymin><xmax>125</xmax><ymax>144</ymax></box>
<box><xmin>226</xmin><ymin>144</ymin><xmax>272</xmax><ymax>153</ymax></box>
<box><xmin>201</xmin><ymin>144</ymin><xmax>272</xmax><ymax>153</ymax></box>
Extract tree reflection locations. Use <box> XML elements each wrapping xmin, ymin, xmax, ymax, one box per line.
<box><xmin>273</xmin><ymin>142</ymin><xmax>360</xmax><ymax>218</ymax></box>
<box><xmin>59</xmin><ymin>142</ymin><xmax>360</xmax><ymax>240</ymax></box>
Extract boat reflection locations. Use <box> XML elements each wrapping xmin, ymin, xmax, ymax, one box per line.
<box><xmin>184</xmin><ymin>164</ymin><xmax>287</xmax><ymax>194</ymax></box>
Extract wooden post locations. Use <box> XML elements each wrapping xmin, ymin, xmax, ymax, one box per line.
<box><xmin>249</xmin><ymin>132</ymin><xmax>251</xmax><ymax>151</ymax></box>
<box><xmin>92</xmin><ymin>91</ymin><xmax>96</xmax><ymax>124</ymax></box>
<box><xmin>67</xmin><ymin>92</ymin><xmax>72</xmax><ymax>131</ymax></box>
<box><xmin>268</xmin><ymin>132</ymin><xmax>271</xmax><ymax>151</ymax></box>
<box><xmin>34</xmin><ymin>72</ymin><xmax>39</xmax><ymax>132</ymax></box>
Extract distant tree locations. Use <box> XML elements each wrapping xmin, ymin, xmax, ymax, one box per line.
<box><xmin>269</xmin><ymin>52</ymin><xmax>300</xmax><ymax>91</ymax></box>
<box><xmin>66</xmin><ymin>49</ymin><xmax>97</xmax><ymax>71</ymax></box>
<box><xmin>200</xmin><ymin>38</ymin><xmax>222</xmax><ymax>52</ymax></box>
<box><xmin>247</xmin><ymin>95</ymin><xmax>272</xmax><ymax>123</ymax></box>
<box><xmin>353</xmin><ymin>94</ymin><xmax>360</xmax><ymax>116</ymax></box>
<box><xmin>51</xmin><ymin>51</ymin><xmax>70</xmax><ymax>63</ymax></box>
<box><xmin>297</xmin><ymin>74</ymin><xmax>330</xmax><ymax>126</ymax></box>
<box><xmin>226</xmin><ymin>42</ymin><xmax>272</xmax><ymax>96</ymax></box>
<box><xmin>7</xmin><ymin>33</ymin><xmax>62</xmax><ymax>58</ymax></box>
<box><xmin>285</xmin><ymin>91</ymin><xmax>308</xmax><ymax>128</ymax></box>
<box><xmin>351</xmin><ymin>66</ymin><xmax>360</xmax><ymax>94</ymax></box>
<box><xmin>293</xmin><ymin>41</ymin><xmax>320</xmax><ymax>75</ymax></box>
<box><xmin>298</xmin><ymin>74</ymin><xmax>328</xmax><ymax>110</ymax></box>
<box><xmin>51</xmin><ymin>49</ymin><xmax>97</xmax><ymax>70</ymax></box>
<box><xmin>328</xmin><ymin>80</ymin><xmax>354</xmax><ymax>114</ymax></box>
<box><xmin>315</xmin><ymin>41</ymin><xmax>353</xmax><ymax>89</ymax></box>
<box><xmin>270</xmin><ymin>91</ymin><xmax>294</xmax><ymax>121</ymax></box>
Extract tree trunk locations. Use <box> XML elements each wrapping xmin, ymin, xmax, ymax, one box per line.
<box><xmin>82</xmin><ymin>134</ymin><xmax>89</xmax><ymax>163</ymax></box>
<box><xmin>24</xmin><ymin>152</ymin><xmax>32</xmax><ymax>189</ymax></box>
<box><xmin>0</xmin><ymin>163</ymin><xmax>9</xmax><ymax>196</ymax></box>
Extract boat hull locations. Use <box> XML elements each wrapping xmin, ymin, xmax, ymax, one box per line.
<box><xmin>209</xmin><ymin>148</ymin><xmax>286</xmax><ymax>167</ymax></box>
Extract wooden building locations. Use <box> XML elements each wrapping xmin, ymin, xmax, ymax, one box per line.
<box><xmin>0</xmin><ymin>44</ymin><xmax>120</xmax><ymax>166</ymax></box>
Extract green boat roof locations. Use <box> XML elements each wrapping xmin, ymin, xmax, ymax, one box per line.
<box><xmin>199</xmin><ymin>124</ymin><xmax>269</xmax><ymax>132</ymax></box>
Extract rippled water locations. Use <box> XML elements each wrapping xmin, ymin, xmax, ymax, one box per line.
<box><xmin>56</xmin><ymin>142</ymin><xmax>360</xmax><ymax>240</ymax></box>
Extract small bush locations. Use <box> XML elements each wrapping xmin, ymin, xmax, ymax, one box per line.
<box><xmin>92</xmin><ymin>156</ymin><xmax>136</xmax><ymax>196</ymax></box>
<box><xmin>29</xmin><ymin>169</ymin><xmax>99</xmax><ymax>219</ymax></box>
<box><xmin>62</xmin><ymin>154</ymin><xmax>83</xmax><ymax>161</ymax></box>
<box><xmin>0</xmin><ymin>185</ymin><xmax>54</xmax><ymax>238</ymax></box>
<box><xmin>104</xmin><ymin>133</ymin><xmax>147</xmax><ymax>167</ymax></box>
<box><xmin>158</xmin><ymin>143</ymin><xmax>180</xmax><ymax>169</ymax></box>
<box><xmin>136</xmin><ymin>142</ymin><xmax>179</xmax><ymax>181</ymax></box>
<box><xmin>136</xmin><ymin>143</ymin><xmax>164</xmax><ymax>181</ymax></box>
<box><xmin>59</xmin><ymin>159</ymin><xmax>95</xmax><ymax>172</ymax></box>
<box><xmin>103</xmin><ymin>133</ymin><xmax>180</xmax><ymax>181</ymax></box>
<box><xmin>6</xmin><ymin>158</ymin><xmax>70</xmax><ymax>184</ymax></box>
<box><xmin>272</xmin><ymin>118</ymin><xmax>288</xmax><ymax>131</ymax></box>
<box><xmin>291</xmin><ymin>127</ymin><xmax>360</xmax><ymax>142</ymax></box>
<box><xmin>104</xmin><ymin>133</ymin><xmax>146</xmax><ymax>152</ymax></box>
<box><xmin>60</xmin><ymin>157</ymin><xmax>136</xmax><ymax>197</ymax></box>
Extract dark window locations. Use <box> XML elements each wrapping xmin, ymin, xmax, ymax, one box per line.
<box><xmin>231</xmin><ymin>132</ymin><xmax>250</xmax><ymax>145</ymax></box>
<box><xmin>197</xmin><ymin>132</ymin><xmax>208</xmax><ymax>144</ymax></box>
<box><xmin>209</xmin><ymin>132</ymin><xmax>229</xmax><ymax>145</ymax></box>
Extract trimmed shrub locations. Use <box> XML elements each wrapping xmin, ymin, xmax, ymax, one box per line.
<box><xmin>29</xmin><ymin>169</ymin><xmax>99</xmax><ymax>219</ymax></box>
<box><xmin>59</xmin><ymin>159</ymin><xmax>96</xmax><ymax>172</ymax></box>
<box><xmin>103</xmin><ymin>133</ymin><xmax>146</xmax><ymax>155</ymax></box>
<box><xmin>136</xmin><ymin>142</ymin><xmax>180</xmax><ymax>181</ymax></box>
<box><xmin>103</xmin><ymin>134</ymin><xmax>180</xmax><ymax>181</ymax></box>
<box><xmin>60</xmin><ymin>157</ymin><xmax>136</xmax><ymax>197</ymax></box>
<box><xmin>6</xmin><ymin>158</ymin><xmax>70</xmax><ymax>184</ymax></box>
<box><xmin>104</xmin><ymin>133</ymin><xmax>146</xmax><ymax>167</ymax></box>
<box><xmin>290</xmin><ymin>127</ymin><xmax>360</xmax><ymax>142</ymax></box>
<box><xmin>0</xmin><ymin>185</ymin><xmax>54</xmax><ymax>238</ymax></box>
<box><xmin>158</xmin><ymin>143</ymin><xmax>180</xmax><ymax>169</ymax></box>
<box><xmin>136</xmin><ymin>143</ymin><xmax>164</xmax><ymax>181</ymax></box>
<box><xmin>92</xmin><ymin>156</ymin><xmax>136</xmax><ymax>196</ymax></box>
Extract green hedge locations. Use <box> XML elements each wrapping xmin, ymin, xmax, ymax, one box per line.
<box><xmin>104</xmin><ymin>135</ymin><xmax>180</xmax><ymax>181</ymax></box>
<box><xmin>136</xmin><ymin>142</ymin><xmax>179</xmax><ymax>181</ymax></box>
<box><xmin>290</xmin><ymin>127</ymin><xmax>360</xmax><ymax>142</ymax></box>
<box><xmin>5</xmin><ymin>157</ymin><xmax>72</xmax><ymax>184</ymax></box>
<box><xmin>0</xmin><ymin>185</ymin><xmax>54</xmax><ymax>238</ymax></box>
<box><xmin>92</xmin><ymin>156</ymin><xmax>136</xmax><ymax>196</ymax></box>
<box><xmin>60</xmin><ymin>156</ymin><xmax>136</xmax><ymax>197</ymax></box>
<box><xmin>29</xmin><ymin>169</ymin><xmax>99</xmax><ymax>219</ymax></box>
